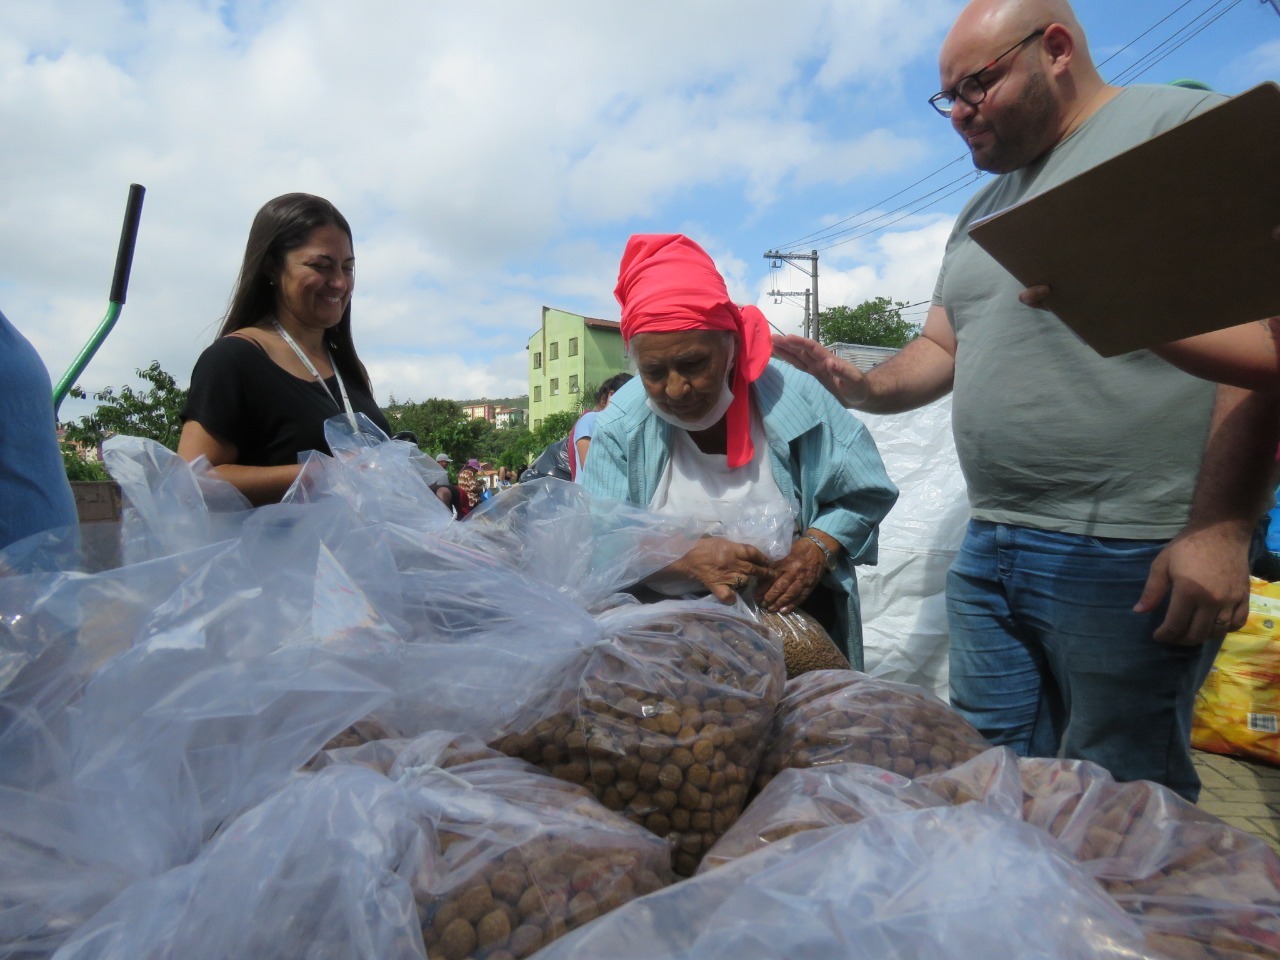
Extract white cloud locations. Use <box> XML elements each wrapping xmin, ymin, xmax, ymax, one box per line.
<box><xmin>0</xmin><ymin>0</ymin><xmax>1002</xmax><ymax>412</ymax></box>
<box><xmin>757</xmin><ymin>216</ymin><xmax>954</xmax><ymax>336</ymax></box>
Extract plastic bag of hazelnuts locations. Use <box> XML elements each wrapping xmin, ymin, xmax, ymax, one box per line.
<box><xmin>920</xmin><ymin>750</ymin><xmax>1280</xmax><ymax>958</ymax></box>
<box><xmin>1014</xmin><ymin>758</ymin><xmax>1280</xmax><ymax>960</ymax></box>
<box><xmin>388</xmin><ymin>731</ymin><xmax>675</xmax><ymax>960</ymax></box>
<box><xmin>489</xmin><ymin>598</ymin><xmax>786</xmax><ymax>876</ymax></box>
<box><xmin>755</xmin><ymin>669</ymin><xmax>991</xmax><ymax>792</ymax></box>
<box><xmin>698</xmin><ymin>761</ymin><xmax>948</xmax><ymax>872</ymax></box>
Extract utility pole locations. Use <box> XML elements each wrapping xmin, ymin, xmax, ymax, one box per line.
<box><xmin>763</xmin><ymin>249</ymin><xmax>820</xmax><ymax>340</ymax></box>
<box><xmin>766</xmin><ymin>287</ymin><xmax>811</xmax><ymax>336</ymax></box>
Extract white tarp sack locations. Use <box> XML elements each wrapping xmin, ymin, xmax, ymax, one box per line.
<box><xmin>857</xmin><ymin>395</ymin><xmax>968</xmax><ymax>702</ymax></box>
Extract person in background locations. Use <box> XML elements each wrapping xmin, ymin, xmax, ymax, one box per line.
<box><xmin>581</xmin><ymin>234</ymin><xmax>898</xmax><ymax>667</ymax></box>
<box><xmin>568</xmin><ymin>373</ymin><xmax>633</xmax><ymax>481</ymax></box>
<box><xmin>178</xmin><ymin>193</ymin><xmax>390</xmax><ymax>505</ymax></box>
<box><xmin>770</xmin><ymin>0</ymin><xmax>1274</xmax><ymax>801</ymax></box>
<box><xmin>430</xmin><ymin>451</ymin><xmax>455</xmax><ymax>511</ymax></box>
<box><xmin>454</xmin><ymin>465</ymin><xmax>490</xmax><ymax>518</ymax></box>
<box><xmin>0</xmin><ymin>308</ymin><xmax>78</xmax><ymax>553</ymax></box>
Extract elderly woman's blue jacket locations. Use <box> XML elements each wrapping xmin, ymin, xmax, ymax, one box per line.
<box><xmin>580</xmin><ymin>359</ymin><xmax>898</xmax><ymax>668</ymax></box>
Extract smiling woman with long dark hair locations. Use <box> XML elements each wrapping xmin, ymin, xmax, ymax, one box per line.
<box><xmin>178</xmin><ymin>193</ymin><xmax>390</xmax><ymax>504</ymax></box>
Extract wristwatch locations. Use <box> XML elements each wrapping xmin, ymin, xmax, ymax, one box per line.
<box><xmin>804</xmin><ymin>533</ymin><xmax>837</xmax><ymax>572</ymax></box>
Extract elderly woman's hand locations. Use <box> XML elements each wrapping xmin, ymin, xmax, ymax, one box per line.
<box><xmin>756</xmin><ymin>533</ymin><xmax>834</xmax><ymax>615</ymax></box>
<box><xmin>667</xmin><ymin>537</ymin><xmax>776</xmax><ymax>604</ymax></box>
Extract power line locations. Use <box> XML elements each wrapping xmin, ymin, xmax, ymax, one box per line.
<box><xmin>811</xmin><ymin>174</ymin><xmax>982</xmax><ymax>254</ymax></box>
<box><xmin>780</xmin><ymin>155</ymin><xmax>968</xmax><ymax>248</ymax></box>
<box><xmin>768</xmin><ymin>0</ymin><xmax>1249</xmax><ymax>255</ymax></box>
<box><xmin>801</xmin><ymin>169</ymin><xmax>984</xmax><ymax>251</ymax></box>
<box><xmin>1109</xmin><ymin>0</ymin><xmax>1244</xmax><ymax>86</ymax></box>
<box><xmin>1095</xmin><ymin>0</ymin><xmax>1200</xmax><ymax>72</ymax></box>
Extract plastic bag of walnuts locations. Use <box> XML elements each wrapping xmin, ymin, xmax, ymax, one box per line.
<box><xmin>387</xmin><ymin>730</ymin><xmax>675</xmax><ymax>960</ymax></box>
<box><xmin>750</xmin><ymin>605</ymin><xmax>851</xmax><ymax>679</ymax></box>
<box><xmin>755</xmin><ymin>669</ymin><xmax>991</xmax><ymax>791</ymax></box>
<box><xmin>920</xmin><ymin>752</ymin><xmax>1280</xmax><ymax>959</ymax></box>
<box><xmin>526</xmin><ymin>804</ymin><xmax>1157</xmax><ymax>960</ymax></box>
<box><xmin>489</xmin><ymin>599</ymin><xmax>785</xmax><ymax>876</ymax></box>
<box><xmin>915</xmin><ymin>745</ymin><xmax>1027</xmax><ymax>819</ymax></box>
<box><xmin>698</xmin><ymin>761</ymin><xmax>946</xmax><ymax>872</ymax></box>
<box><xmin>1016</xmin><ymin>758</ymin><xmax>1280</xmax><ymax>960</ymax></box>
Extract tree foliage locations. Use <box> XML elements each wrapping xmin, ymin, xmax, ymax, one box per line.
<box><xmin>818</xmin><ymin>297</ymin><xmax>919</xmax><ymax>349</ymax></box>
<box><xmin>61</xmin><ymin>445</ymin><xmax>110</xmax><ymax>482</ymax></box>
<box><xmin>531</xmin><ymin>410</ymin><xmax>578</xmax><ymax>451</ymax></box>
<box><xmin>383</xmin><ymin>397</ymin><xmax>540</xmax><ymax>471</ymax></box>
<box><xmin>61</xmin><ymin>361</ymin><xmax>188</xmax><ymax>451</ymax></box>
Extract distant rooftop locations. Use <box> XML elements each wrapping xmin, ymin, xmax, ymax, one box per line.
<box><xmin>830</xmin><ymin>342</ymin><xmax>901</xmax><ymax>372</ymax></box>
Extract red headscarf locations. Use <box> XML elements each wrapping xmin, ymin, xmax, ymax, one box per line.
<box><xmin>614</xmin><ymin>234</ymin><xmax>771</xmax><ymax>469</ymax></box>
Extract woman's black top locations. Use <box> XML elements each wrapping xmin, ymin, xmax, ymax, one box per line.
<box><xmin>181</xmin><ymin>336</ymin><xmax>391</xmax><ymax>467</ymax></box>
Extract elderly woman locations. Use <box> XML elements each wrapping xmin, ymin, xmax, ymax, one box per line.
<box><xmin>580</xmin><ymin>234</ymin><xmax>898</xmax><ymax>667</ymax></box>
<box><xmin>178</xmin><ymin>193</ymin><xmax>390</xmax><ymax>504</ymax></box>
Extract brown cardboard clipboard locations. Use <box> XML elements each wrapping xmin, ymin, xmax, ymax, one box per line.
<box><xmin>967</xmin><ymin>82</ymin><xmax>1280</xmax><ymax>358</ymax></box>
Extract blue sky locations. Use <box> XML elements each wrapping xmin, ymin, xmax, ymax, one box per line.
<box><xmin>2</xmin><ymin>0</ymin><xmax>1276</xmax><ymax>420</ymax></box>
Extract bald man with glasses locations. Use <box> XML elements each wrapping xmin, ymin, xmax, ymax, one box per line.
<box><xmin>774</xmin><ymin>0</ymin><xmax>1278</xmax><ymax>802</ymax></box>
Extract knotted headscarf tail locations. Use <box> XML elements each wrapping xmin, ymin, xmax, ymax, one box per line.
<box><xmin>614</xmin><ymin>234</ymin><xmax>771</xmax><ymax>468</ymax></box>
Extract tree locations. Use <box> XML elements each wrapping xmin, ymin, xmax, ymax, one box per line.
<box><xmin>577</xmin><ymin>383</ymin><xmax>599</xmax><ymax>415</ymax></box>
<box><xmin>480</xmin><ymin>424</ymin><xmax>536</xmax><ymax>471</ymax></box>
<box><xmin>818</xmin><ymin>297</ymin><xmax>919</xmax><ymax>349</ymax></box>
<box><xmin>61</xmin><ymin>444</ymin><xmax>110</xmax><ymax>482</ymax></box>
<box><xmin>530</xmin><ymin>410</ymin><xmax>578</xmax><ymax>451</ymax></box>
<box><xmin>61</xmin><ymin>361</ymin><xmax>188</xmax><ymax>452</ymax></box>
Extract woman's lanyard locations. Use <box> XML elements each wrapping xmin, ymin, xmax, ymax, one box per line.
<box><xmin>271</xmin><ymin>319</ymin><xmax>358</xmax><ymax>430</ymax></box>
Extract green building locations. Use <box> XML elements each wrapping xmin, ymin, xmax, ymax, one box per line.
<box><xmin>527</xmin><ymin>306</ymin><xmax>627</xmax><ymax>430</ymax></box>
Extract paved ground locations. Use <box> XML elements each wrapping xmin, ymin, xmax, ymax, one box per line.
<box><xmin>1193</xmin><ymin>748</ymin><xmax>1280</xmax><ymax>854</ymax></box>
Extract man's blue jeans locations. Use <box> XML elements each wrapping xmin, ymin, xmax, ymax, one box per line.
<box><xmin>946</xmin><ymin>520</ymin><xmax>1222</xmax><ymax>802</ymax></box>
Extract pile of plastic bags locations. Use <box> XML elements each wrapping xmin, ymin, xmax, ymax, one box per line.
<box><xmin>1</xmin><ymin>418</ymin><xmax>1276</xmax><ymax>960</ymax></box>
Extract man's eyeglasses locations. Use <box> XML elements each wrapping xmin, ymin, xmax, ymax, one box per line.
<box><xmin>928</xmin><ymin>29</ymin><xmax>1045</xmax><ymax>117</ymax></box>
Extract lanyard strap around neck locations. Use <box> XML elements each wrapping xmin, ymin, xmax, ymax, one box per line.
<box><xmin>271</xmin><ymin>319</ymin><xmax>358</xmax><ymax>430</ymax></box>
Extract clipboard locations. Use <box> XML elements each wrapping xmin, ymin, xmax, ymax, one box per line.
<box><xmin>967</xmin><ymin>81</ymin><xmax>1280</xmax><ymax>358</ymax></box>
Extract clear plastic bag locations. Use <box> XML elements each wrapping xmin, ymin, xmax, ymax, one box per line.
<box><xmin>913</xmin><ymin>744</ymin><xmax>1026</xmax><ymax>819</ymax></box>
<box><xmin>915</xmin><ymin>751</ymin><xmax>1280</xmax><ymax>958</ymax></box>
<box><xmin>380</xmin><ymin>731</ymin><xmax>674</xmax><ymax>959</ymax></box>
<box><xmin>489</xmin><ymin>599</ymin><xmax>785</xmax><ymax>875</ymax></box>
<box><xmin>52</xmin><ymin>765</ymin><xmax>427</xmax><ymax>960</ymax></box>
<box><xmin>103</xmin><ymin>435</ymin><xmax>252</xmax><ymax>565</ymax></box>
<box><xmin>699</xmin><ymin>761</ymin><xmax>945</xmax><ymax>872</ymax></box>
<box><xmin>440</xmin><ymin>478</ymin><xmax>708</xmax><ymax>612</ymax></box>
<box><xmin>530</xmin><ymin>804</ymin><xmax>1156</xmax><ymax>960</ymax></box>
<box><xmin>1016</xmin><ymin>758</ymin><xmax>1280</xmax><ymax>960</ymax></box>
<box><xmin>755</xmin><ymin>669</ymin><xmax>991</xmax><ymax>792</ymax></box>
<box><xmin>0</xmin><ymin>501</ymin><xmax>418</xmax><ymax>956</ymax></box>
<box><xmin>747</xmin><ymin>603</ymin><xmax>851</xmax><ymax>679</ymax></box>
<box><xmin>286</xmin><ymin>413</ymin><xmax>453</xmax><ymax>536</ymax></box>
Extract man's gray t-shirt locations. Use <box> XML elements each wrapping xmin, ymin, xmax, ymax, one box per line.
<box><xmin>934</xmin><ymin>84</ymin><xmax>1222</xmax><ymax>539</ymax></box>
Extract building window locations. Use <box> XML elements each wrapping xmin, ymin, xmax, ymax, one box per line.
<box><xmin>533</xmin><ymin>351</ymin><xmax>542</xmax><ymax>369</ymax></box>
<box><xmin>534</xmin><ymin>419</ymin><xmax>541</xmax><ymax>430</ymax></box>
<box><xmin>534</xmin><ymin>386</ymin><xmax>542</xmax><ymax>402</ymax></box>
<box><xmin>550</xmin><ymin>378</ymin><xmax>559</xmax><ymax>396</ymax></box>
<box><xmin>568</xmin><ymin>337</ymin><xmax>578</xmax><ymax>357</ymax></box>
<box><xmin>569</xmin><ymin>375</ymin><xmax>579</xmax><ymax>393</ymax></box>
<box><xmin>549</xmin><ymin>341</ymin><xmax>559</xmax><ymax>361</ymax></box>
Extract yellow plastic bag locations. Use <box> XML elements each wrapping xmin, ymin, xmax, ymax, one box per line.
<box><xmin>1191</xmin><ymin>577</ymin><xmax>1280</xmax><ymax>764</ymax></box>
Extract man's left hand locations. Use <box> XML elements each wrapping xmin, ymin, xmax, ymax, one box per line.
<box><xmin>1135</xmin><ymin>522</ymin><xmax>1251</xmax><ymax>645</ymax></box>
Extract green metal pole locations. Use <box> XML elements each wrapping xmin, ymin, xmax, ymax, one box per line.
<box><xmin>52</xmin><ymin>183</ymin><xmax>146</xmax><ymax>417</ymax></box>
<box><xmin>52</xmin><ymin>300</ymin><xmax>122</xmax><ymax>416</ymax></box>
